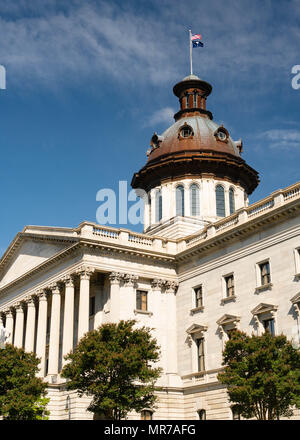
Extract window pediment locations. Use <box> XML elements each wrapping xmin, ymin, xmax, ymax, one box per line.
<box><xmin>291</xmin><ymin>292</ymin><xmax>300</xmax><ymax>305</ymax></box>
<box><xmin>186</xmin><ymin>323</ymin><xmax>208</xmax><ymax>335</ymax></box>
<box><xmin>251</xmin><ymin>302</ymin><xmax>278</xmax><ymax>316</ymax></box>
<box><xmin>217</xmin><ymin>314</ymin><xmax>240</xmax><ymax>327</ymax></box>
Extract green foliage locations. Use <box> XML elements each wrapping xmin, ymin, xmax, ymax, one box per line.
<box><xmin>0</xmin><ymin>344</ymin><xmax>49</xmax><ymax>420</ymax></box>
<box><xmin>218</xmin><ymin>331</ymin><xmax>300</xmax><ymax>420</ymax></box>
<box><xmin>62</xmin><ymin>320</ymin><xmax>162</xmax><ymax>420</ymax></box>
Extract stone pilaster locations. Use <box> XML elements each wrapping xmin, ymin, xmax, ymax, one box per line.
<box><xmin>108</xmin><ymin>272</ymin><xmax>122</xmax><ymax>323</ymax></box>
<box><xmin>4</xmin><ymin>309</ymin><xmax>14</xmax><ymax>344</ymax></box>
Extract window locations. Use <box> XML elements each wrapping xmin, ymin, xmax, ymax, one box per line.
<box><xmin>196</xmin><ymin>338</ymin><xmax>205</xmax><ymax>372</ymax></box>
<box><xmin>180</xmin><ymin>125</ymin><xmax>193</xmax><ymax>138</ymax></box>
<box><xmin>259</xmin><ymin>261</ymin><xmax>271</xmax><ymax>286</ymax></box>
<box><xmin>216</xmin><ymin>185</ymin><xmax>225</xmax><ymax>217</ymax></box>
<box><xmin>194</xmin><ymin>286</ymin><xmax>203</xmax><ymax>308</ymax></box>
<box><xmin>136</xmin><ymin>290</ymin><xmax>148</xmax><ymax>311</ymax></box>
<box><xmin>225</xmin><ymin>275</ymin><xmax>234</xmax><ymax>297</ymax></box>
<box><xmin>185</xmin><ymin>94</ymin><xmax>189</xmax><ymax>108</ymax></box>
<box><xmin>176</xmin><ymin>185</ymin><xmax>185</xmax><ymax>216</ymax></box>
<box><xmin>198</xmin><ymin>409</ymin><xmax>206</xmax><ymax>420</ymax></box>
<box><xmin>155</xmin><ymin>189</ymin><xmax>162</xmax><ymax>222</ymax></box>
<box><xmin>193</xmin><ymin>93</ymin><xmax>198</xmax><ymax>107</ymax></box>
<box><xmin>229</xmin><ymin>188</ymin><xmax>235</xmax><ymax>215</ymax></box>
<box><xmin>141</xmin><ymin>410</ymin><xmax>153</xmax><ymax>420</ymax></box>
<box><xmin>190</xmin><ymin>184</ymin><xmax>200</xmax><ymax>216</ymax></box>
<box><xmin>263</xmin><ymin>318</ymin><xmax>275</xmax><ymax>335</ymax></box>
<box><xmin>89</xmin><ymin>296</ymin><xmax>95</xmax><ymax>317</ymax></box>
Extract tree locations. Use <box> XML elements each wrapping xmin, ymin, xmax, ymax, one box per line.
<box><xmin>218</xmin><ymin>331</ymin><xmax>300</xmax><ymax>420</ymax></box>
<box><xmin>0</xmin><ymin>344</ymin><xmax>49</xmax><ymax>420</ymax></box>
<box><xmin>61</xmin><ymin>320</ymin><xmax>162</xmax><ymax>420</ymax></box>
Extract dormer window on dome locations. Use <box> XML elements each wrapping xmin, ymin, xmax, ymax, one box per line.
<box><xmin>179</xmin><ymin>124</ymin><xmax>194</xmax><ymax>139</ymax></box>
<box><xmin>214</xmin><ymin>126</ymin><xmax>229</xmax><ymax>143</ymax></box>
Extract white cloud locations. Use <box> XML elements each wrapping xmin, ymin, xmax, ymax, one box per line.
<box><xmin>260</xmin><ymin>129</ymin><xmax>300</xmax><ymax>150</ymax></box>
<box><xmin>143</xmin><ymin>107</ymin><xmax>175</xmax><ymax>127</ymax></box>
<box><xmin>0</xmin><ymin>0</ymin><xmax>299</xmax><ymax>92</ymax></box>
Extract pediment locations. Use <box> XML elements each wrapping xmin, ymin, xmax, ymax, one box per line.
<box><xmin>291</xmin><ymin>292</ymin><xmax>300</xmax><ymax>304</ymax></box>
<box><xmin>217</xmin><ymin>314</ymin><xmax>240</xmax><ymax>326</ymax></box>
<box><xmin>251</xmin><ymin>302</ymin><xmax>278</xmax><ymax>316</ymax></box>
<box><xmin>0</xmin><ymin>229</ymin><xmax>78</xmax><ymax>288</ymax></box>
<box><xmin>186</xmin><ymin>323</ymin><xmax>208</xmax><ymax>334</ymax></box>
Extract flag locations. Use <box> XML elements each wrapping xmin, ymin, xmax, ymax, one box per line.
<box><xmin>191</xmin><ymin>33</ymin><xmax>204</xmax><ymax>48</ymax></box>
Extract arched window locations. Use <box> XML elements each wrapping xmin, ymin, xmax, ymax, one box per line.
<box><xmin>229</xmin><ymin>187</ymin><xmax>235</xmax><ymax>215</ymax></box>
<box><xmin>155</xmin><ymin>189</ymin><xmax>162</xmax><ymax>222</ymax></box>
<box><xmin>190</xmin><ymin>183</ymin><xmax>200</xmax><ymax>216</ymax></box>
<box><xmin>198</xmin><ymin>409</ymin><xmax>206</xmax><ymax>420</ymax></box>
<box><xmin>141</xmin><ymin>410</ymin><xmax>153</xmax><ymax>420</ymax></box>
<box><xmin>185</xmin><ymin>94</ymin><xmax>189</xmax><ymax>108</ymax></box>
<box><xmin>193</xmin><ymin>93</ymin><xmax>198</xmax><ymax>107</ymax></box>
<box><xmin>216</xmin><ymin>185</ymin><xmax>225</xmax><ymax>217</ymax></box>
<box><xmin>176</xmin><ymin>185</ymin><xmax>185</xmax><ymax>216</ymax></box>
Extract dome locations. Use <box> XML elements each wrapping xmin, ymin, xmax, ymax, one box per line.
<box><xmin>131</xmin><ymin>75</ymin><xmax>259</xmax><ymax>195</ymax></box>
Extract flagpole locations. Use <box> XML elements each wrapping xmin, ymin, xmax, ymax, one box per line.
<box><xmin>189</xmin><ymin>29</ymin><xmax>193</xmax><ymax>75</ymax></box>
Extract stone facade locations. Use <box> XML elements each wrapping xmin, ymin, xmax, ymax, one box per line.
<box><xmin>0</xmin><ymin>73</ymin><xmax>299</xmax><ymax>420</ymax></box>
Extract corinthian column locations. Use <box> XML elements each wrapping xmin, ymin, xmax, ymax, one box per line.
<box><xmin>14</xmin><ymin>302</ymin><xmax>25</xmax><ymax>348</ymax></box>
<box><xmin>165</xmin><ymin>281</ymin><xmax>179</xmax><ymax>376</ymax></box>
<box><xmin>48</xmin><ymin>284</ymin><xmax>61</xmax><ymax>376</ymax></box>
<box><xmin>5</xmin><ymin>309</ymin><xmax>14</xmax><ymax>344</ymax></box>
<box><xmin>77</xmin><ymin>266</ymin><xmax>94</xmax><ymax>341</ymax></box>
<box><xmin>62</xmin><ymin>275</ymin><xmax>75</xmax><ymax>365</ymax></box>
<box><xmin>109</xmin><ymin>272</ymin><xmax>121</xmax><ymax>322</ymax></box>
<box><xmin>36</xmin><ymin>291</ymin><xmax>48</xmax><ymax>377</ymax></box>
<box><xmin>122</xmin><ymin>274</ymin><xmax>138</xmax><ymax>321</ymax></box>
<box><xmin>24</xmin><ymin>296</ymin><xmax>36</xmax><ymax>353</ymax></box>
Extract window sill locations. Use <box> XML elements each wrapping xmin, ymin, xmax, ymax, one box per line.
<box><xmin>190</xmin><ymin>306</ymin><xmax>204</xmax><ymax>314</ymax></box>
<box><xmin>255</xmin><ymin>282</ymin><xmax>273</xmax><ymax>293</ymax></box>
<box><xmin>134</xmin><ymin>309</ymin><xmax>153</xmax><ymax>317</ymax></box>
<box><xmin>221</xmin><ymin>295</ymin><xmax>236</xmax><ymax>305</ymax></box>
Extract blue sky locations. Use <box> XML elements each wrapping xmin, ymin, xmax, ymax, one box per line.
<box><xmin>0</xmin><ymin>0</ymin><xmax>299</xmax><ymax>252</ymax></box>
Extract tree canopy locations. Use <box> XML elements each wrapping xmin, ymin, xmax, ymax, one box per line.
<box><xmin>0</xmin><ymin>344</ymin><xmax>49</xmax><ymax>420</ymax></box>
<box><xmin>61</xmin><ymin>320</ymin><xmax>161</xmax><ymax>420</ymax></box>
<box><xmin>218</xmin><ymin>331</ymin><xmax>300</xmax><ymax>420</ymax></box>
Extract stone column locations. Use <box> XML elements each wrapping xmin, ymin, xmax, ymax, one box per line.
<box><xmin>48</xmin><ymin>284</ymin><xmax>61</xmax><ymax>376</ymax></box>
<box><xmin>151</xmin><ymin>279</ymin><xmax>165</xmax><ymax>369</ymax></box>
<box><xmin>5</xmin><ymin>309</ymin><xmax>14</xmax><ymax>344</ymax></box>
<box><xmin>109</xmin><ymin>272</ymin><xmax>121</xmax><ymax>322</ymax></box>
<box><xmin>14</xmin><ymin>302</ymin><xmax>25</xmax><ymax>348</ymax></box>
<box><xmin>62</xmin><ymin>275</ymin><xmax>75</xmax><ymax>365</ymax></box>
<box><xmin>165</xmin><ymin>282</ymin><xmax>179</xmax><ymax>378</ymax></box>
<box><xmin>77</xmin><ymin>267</ymin><xmax>94</xmax><ymax>341</ymax></box>
<box><xmin>36</xmin><ymin>291</ymin><xmax>48</xmax><ymax>377</ymax></box>
<box><xmin>24</xmin><ymin>296</ymin><xmax>36</xmax><ymax>353</ymax></box>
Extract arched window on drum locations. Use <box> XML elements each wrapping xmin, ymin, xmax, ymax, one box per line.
<box><xmin>190</xmin><ymin>183</ymin><xmax>200</xmax><ymax>216</ymax></box>
<box><xmin>229</xmin><ymin>187</ymin><xmax>235</xmax><ymax>215</ymax></box>
<box><xmin>155</xmin><ymin>189</ymin><xmax>162</xmax><ymax>222</ymax></box>
<box><xmin>216</xmin><ymin>185</ymin><xmax>225</xmax><ymax>217</ymax></box>
<box><xmin>176</xmin><ymin>185</ymin><xmax>185</xmax><ymax>216</ymax></box>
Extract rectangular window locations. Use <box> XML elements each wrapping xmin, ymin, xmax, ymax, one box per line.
<box><xmin>136</xmin><ymin>290</ymin><xmax>148</xmax><ymax>311</ymax></box>
<box><xmin>193</xmin><ymin>93</ymin><xmax>197</xmax><ymax>107</ymax></box>
<box><xmin>196</xmin><ymin>338</ymin><xmax>205</xmax><ymax>372</ymax></box>
<box><xmin>225</xmin><ymin>275</ymin><xmax>234</xmax><ymax>297</ymax></box>
<box><xmin>259</xmin><ymin>261</ymin><xmax>271</xmax><ymax>286</ymax></box>
<box><xmin>194</xmin><ymin>286</ymin><xmax>203</xmax><ymax>308</ymax></box>
<box><xmin>263</xmin><ymin>318</ymin><xmax>275</xmax><ymax>335</ymax></box>
<box><xmin>89</xmin><ymin>296</ymin><xmax>95</xmax><ymax>316</ymax></box>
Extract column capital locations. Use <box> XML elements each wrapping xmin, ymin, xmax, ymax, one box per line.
<box><xmin>151</xmin><ymin>278</ymin><xmax>165</xmax><ymax>290</ymax></box>
<box><xmin>25</xmin><ymin>294</ymin><xmax>37</xmax><ymax>306</ymax></box>
<box><xmin>63</xmin><ymin>273</ymin><xmax>76</xmax><ymax>288</ymax></box>
<box><xmin>15</xmin><ymin>301</ymin><xmax>25</xmax><ymax>312</ymax></box>
<box><xmin>77</xmin><ymin>265</ymin><xmax>95</xmax><ymax>280</ymax></box>
<box><xmin>36</xmin><ymin>289</ymin><xmax>48</xmax><ymax>301</ymax></box>
<box><xmin>164</xmin><ymin>281</ymin><xmax>179</xmax><ymax>293</ymax></box>
<box><xmin>49</xmin><ymin>282</ymin><xmax>62</xmax><ymax>294</ymax></box>
<box><xmin>122</xmin><ymin>273</ymin><xmax>139</xmax><ymax>286</ymax></box>
<box><xmin>109</xmin><ymin>272</ymin><xmax>122</xmax><ymax>285</ymax></box>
